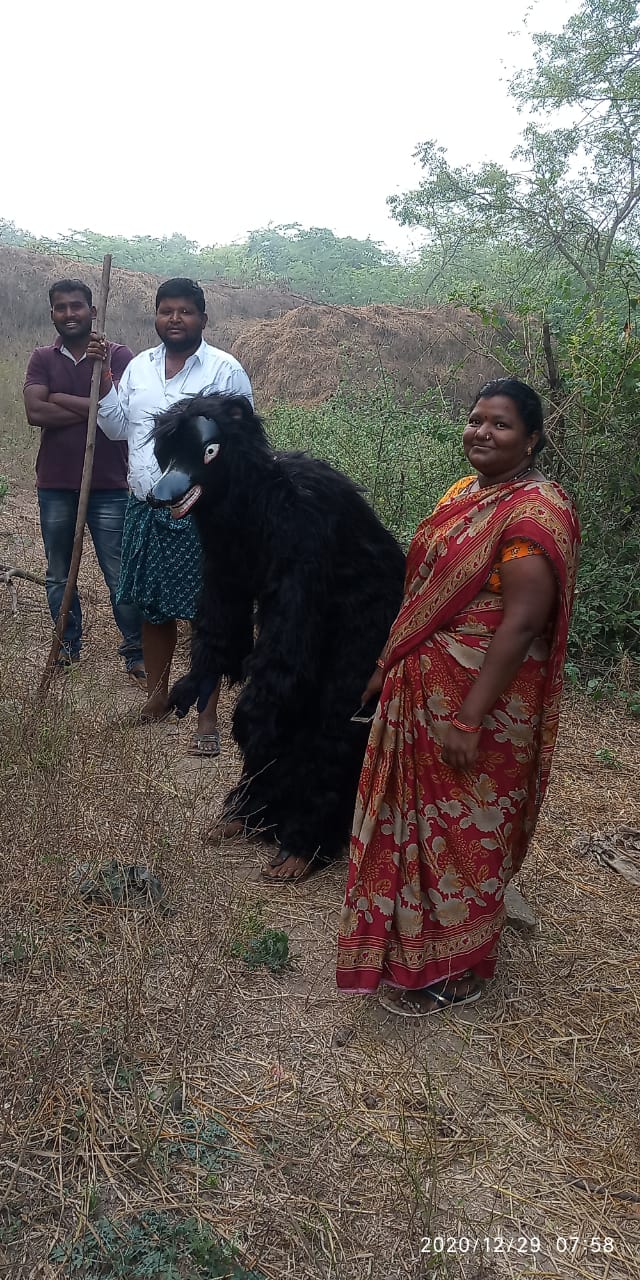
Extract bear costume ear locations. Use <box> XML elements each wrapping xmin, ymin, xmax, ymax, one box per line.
<box><xmin>224</xmin><ymin>395</ymin><xmax>255</xmax><ymax>423</ymax></box>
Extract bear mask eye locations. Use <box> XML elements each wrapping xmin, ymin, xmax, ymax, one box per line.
<box><xmin>203</xmin><ymin>443</ymin><xmax>220</xmax><ymax>465</ymax></box>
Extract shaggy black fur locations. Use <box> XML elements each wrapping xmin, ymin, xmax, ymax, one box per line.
<box><xmin>150</xmin><ymin>394</ymin><xmax>405</xmax><ymax>866</ymax></box>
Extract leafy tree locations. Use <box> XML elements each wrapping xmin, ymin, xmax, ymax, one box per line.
<box><xmin>388</xmin><ymin>0</ymin><xmax>640</xmax><ymax>678</ymax></box>
<box><xmin>0</xmin><ymin>218</ymin><xmax>31</xmax><ymax>247</ymax></box>
<box><xmin>32</xmin><ymin>228</ymin><xmax>203</xmax><ymax>276</ymax></box>
<box><xmin>389</xmin><ymin>0</ymin><xmax>640</xmax><ymax>304</ymax></box>
<box><xmin>2</xmin><ymin>216</ymin><xmax>430</xmax><ymax>304</ymax></box>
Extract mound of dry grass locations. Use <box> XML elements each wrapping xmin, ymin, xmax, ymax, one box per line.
<box><xmin>233</xmin><ymin>303</ymin><xmax>519</xmax><ymax>407</ymax></box>
<box><xmin>1</xmin><ymin>488</ymin><xmax>639</xmax><ymax>1279</ymax></box>
<box><xmin>0</xmin><ymin>244</ymin><xmax>301</xmax><ymax>359</ymax></box>
<box><xmin>0</xmin><ymin>244</ymin><xmax>302</xmax><ymax>486</ymax></box>
<box><xmin>0</xmin><ymin>246</ymin><xmax>521</xmax><ymax>425</ymax></box>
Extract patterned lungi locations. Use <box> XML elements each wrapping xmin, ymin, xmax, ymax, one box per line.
<box><xmin>116</xmin><ymin>495</ymin><xmax>202</xmax><ymax>625</ymax></box>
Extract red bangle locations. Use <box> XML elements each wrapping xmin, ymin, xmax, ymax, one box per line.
<box><xmin>451</xmin><ymin>715</ymin><xmax>481</xmax><ymax>734</ymax></box>
<box><xmin>376</xmin><ymin>658</ymin><xmax>385</xmax><ymax>669</ymax></box>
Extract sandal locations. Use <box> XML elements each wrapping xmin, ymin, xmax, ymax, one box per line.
<box><xmin>379</xmin><ymin>978</ymin><xmax>482</xmax><ymax>1018</ymax></box>
<box><xmin>188</xmin><ymin>730</ymin><xmax>221</xmax><ymax>758</ymax></box>
<box><xmin>127</xmin><ymin>665</ymin><xmax>147</xmax><ymax>690</ymax></box>
<box><xmin>261</xmin><ymin>847</ymin><xmax>320</xmax><ymax>885</ymax></box>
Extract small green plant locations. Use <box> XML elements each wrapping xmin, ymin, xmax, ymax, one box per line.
<box><xmin>594</xmin><ymin>747</ymin><xmax>622</xmax><ymax>769</ymax></box>
<box><xmin>0</xmin><ymin>931</ymin><xmax>33</xmax><ymax>970</ymax></box>
<box><xmin>81</xmin><ymin>1181</ymin><xmax>100</xmax><ymax>1220</ymax></box>
<box><xmin>625</xmin><ymin>691</ymin><xmax>640</xmax><ymax>718</ymax></box>
<box><xmin>115</xmin><ymin>1061</ymin><xmax>139</xmax><ymax>1091</ymax></box>
<box><xmin>75</xmin><ymin>861</ymin><xmax>167</xmax><ymax>909</ymax></box>
<box><xmin>232</xmin><ymin>927</ymin><xmax>291</xmax><ymax>974</ymax></box>
<box><xmin>50</xmin><ymin>1210</ymin><xmax>264</xmax><ymax>1279</ymax></box>
<box><xmin>0</xmin><ymin>475</ymin><xmax>8</xmax><ymax>503</ymax></box>
<box><xmin>165</xmin><ymin>1113</ymin><xmax>231</xmax><ymax>1172</ymax></box>
<box><xmin>0</xmin><ymin>1209</ymin><xmax>22</xmax><ymax>1245</ymax></box>
<box><xmin>228</xmin><ymin>898</ymin><xmax>292</xmax><ymax>973</ymax></box>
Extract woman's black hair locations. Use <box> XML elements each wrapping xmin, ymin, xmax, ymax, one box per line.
<box><xmin>470</xmin><ymin>377</ymin><xmax>547</xmax><ymax>455</ymax></box>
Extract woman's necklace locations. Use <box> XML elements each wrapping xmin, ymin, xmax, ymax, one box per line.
<box><xmin>472</xmin><ymin>462</ymin><xmax>535</xmax><ymax>493</ymax></box>
<box><xmin>508</xmin><ymin>462</ymin><xmax>535</xmax><ymax>483</ymax></box>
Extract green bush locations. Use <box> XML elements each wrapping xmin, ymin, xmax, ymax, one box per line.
<box><xmin>268</xmin><ymin>357</ymin><xmax>639</xmax><ymax>689</ymax></box>
<box><xmin>50</xmin><ymin>1210</ymin><xmax>264</xmax><ymax>1279</ymax></box>
<box><xmin>268</xmin><ymin>386</ymin><xmax>464</xmax><ymax>547</ymax></box>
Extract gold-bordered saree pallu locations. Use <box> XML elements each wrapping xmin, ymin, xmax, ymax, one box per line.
<box><xmin>337</xmin><ymin>478</ymin><xmax>580</xmax><ymax>994</ymax></box>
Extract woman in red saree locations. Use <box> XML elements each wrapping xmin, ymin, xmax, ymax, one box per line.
<box><xmin>337</xmin><ymin>378</ymin><xmax>580</xmax><ymax>1015</ymax></box>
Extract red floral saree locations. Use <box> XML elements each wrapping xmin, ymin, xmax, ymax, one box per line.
<box><xmin>336</xmin><ymin>477</ymin><xmax>580</xmax><ymax>993</ymax></box>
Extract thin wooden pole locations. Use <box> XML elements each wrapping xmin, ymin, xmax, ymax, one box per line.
<box><xmin>39</xmin><ymin>254</ymin><xmax>112</xmax><ymax>696</ymax></box>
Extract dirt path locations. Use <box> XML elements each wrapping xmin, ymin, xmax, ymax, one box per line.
<box><xmin>1</xmin><ymin>488</ymin><xmax>639</xmax><ymax>1279</ymax></box>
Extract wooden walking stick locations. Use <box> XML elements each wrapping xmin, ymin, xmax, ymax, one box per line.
<box><xmin>39</xmin><ymin>254</ymin><xmax>112</xmax><ymax>696</ymax></box>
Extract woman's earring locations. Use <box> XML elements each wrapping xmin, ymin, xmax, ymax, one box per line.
<box><xmin>527</xmin><ymin>446</ymin><xmax>533</xmax><ymax>456</ymax></box>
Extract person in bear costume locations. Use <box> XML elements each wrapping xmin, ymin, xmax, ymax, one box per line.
<box><xmin>149</xmin><ymin>394</ymin><xmax>405</xmax><ymax>883</ymax></box>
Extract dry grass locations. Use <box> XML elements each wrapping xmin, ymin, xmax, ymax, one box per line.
<box><xmin>0</xmin><ymin>246</ymin><xmax>525</xmax><ymax>485</ymax></box>
<box><xmin>0</xmin><ymin>245</ymin><xmax>301</xmax><ymax>356</ymax></box>
<box><xmin>232</xmin><ymin>303</ymin><xmax>523</xmax><ymax>406</ymax></box>
<box><xmin>0</xmin><ymin>243</ymin><xmax>301</xmax><ymax>485</ymax></box>
<box><xmin>1</xmin><ymin>487</ymin><xmax>639</xmax><ymax>1280</ymax></box>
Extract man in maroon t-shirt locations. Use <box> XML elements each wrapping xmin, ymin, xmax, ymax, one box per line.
<box><xmin>24</xmin><ymin>279</ymin><xmax>144</xmax><ymax>679</ymax></box>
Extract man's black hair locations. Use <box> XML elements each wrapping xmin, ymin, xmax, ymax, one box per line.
<box><xmin>48</xmin><ymin>279</ymin><xmax>92</xmax><ymax>307</ymax></box>
<box><xmin>471</xmin><ymin>377</ymin><xmax>547</xmax><ymax>455</ymax></box>
<box><xmin>155</xmin><ymin>278</ymin><xmax>206</xmax><ymax>314</ymax></box>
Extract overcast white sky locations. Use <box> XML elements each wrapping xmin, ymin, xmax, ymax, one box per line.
<box><xmin>2</xmin><ymin>0</ymin><xmax>574</xmax><ymax>252</ymax></box>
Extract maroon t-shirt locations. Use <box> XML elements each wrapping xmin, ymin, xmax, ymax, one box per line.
<box><xmin>24</xmin><ymin>339</ymin><xmax>133</xmax><ymax>490</ymax></box>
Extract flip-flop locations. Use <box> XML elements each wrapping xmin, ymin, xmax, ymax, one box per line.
<box><xmin>261</xmin><ymin>847</ymin><xmax>320</xmax><ymax>885</ymax></box>
<box><xmin>379</xmin><ymin>979</ymin><xmax>482</xmax><ymax>1018</ymax></box>
<box><xmin>188</xmin><ymin>730</ymin><xmax>221</xmax><ymax>758</ymax></box>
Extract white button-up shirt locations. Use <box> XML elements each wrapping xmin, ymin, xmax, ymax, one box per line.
<box><xmin>97</xmin><ymin>339</ymin><xmax>253</xmax><ymax>500</ymax></box>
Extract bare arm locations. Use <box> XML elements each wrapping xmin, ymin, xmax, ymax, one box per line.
<box><xmin>443</xmin><ymin>553</ymin><xmax>557</xmax><ymax>770</ymax></box>
<box><xmin>49</xmin><ymin>392</ymin><xmax>91</xmax><ymax>417</ymax></box>
<box><xmin>24</xmin><ymin>383</ymin><xmax>85</xmax><ymax>429</ymax></box>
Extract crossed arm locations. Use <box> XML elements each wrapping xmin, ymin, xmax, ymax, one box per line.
<box><xmin>23</xmin><ymin>344</ymin><xmax>129</xmax><ymax>433</ymax></box>
<box><xmin>23</xmin><ymin>384</ymin><xmax>90</xmax><ymax>429</ymax></box>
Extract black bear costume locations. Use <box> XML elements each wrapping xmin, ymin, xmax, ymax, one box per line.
<box><xmin>150</xmin><ymin>394</ymin><xmax>405</xmax><ymax>876</ymax></box>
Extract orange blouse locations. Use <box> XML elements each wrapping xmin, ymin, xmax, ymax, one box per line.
<box><xmin>437</xmin><ymin>476</ymin><xmax>544</xmax><ymax>594</ymax></box>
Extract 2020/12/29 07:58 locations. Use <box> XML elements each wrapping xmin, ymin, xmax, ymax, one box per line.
<box><xmin>420</xmin><ymin>1235</ymin><xmax>616</xmax><ymax>1256</ymax></box>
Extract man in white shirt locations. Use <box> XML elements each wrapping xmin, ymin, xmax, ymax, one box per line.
<box><xmin>90</xmin><ymin>278</ymin><xmax>253</xmax><ymax>755</ymax></box>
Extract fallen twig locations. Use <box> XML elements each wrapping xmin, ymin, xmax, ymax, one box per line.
<box><xmin>0</xmin><ymin>564</ymin><xmax>46</xmax><ymax>588</ymax></box>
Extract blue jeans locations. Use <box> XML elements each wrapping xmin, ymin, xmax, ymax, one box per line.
<box><xmin>37</xmin><ymin>488</ymin><xmax>143</xmax><ymax>669</ymax></box>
